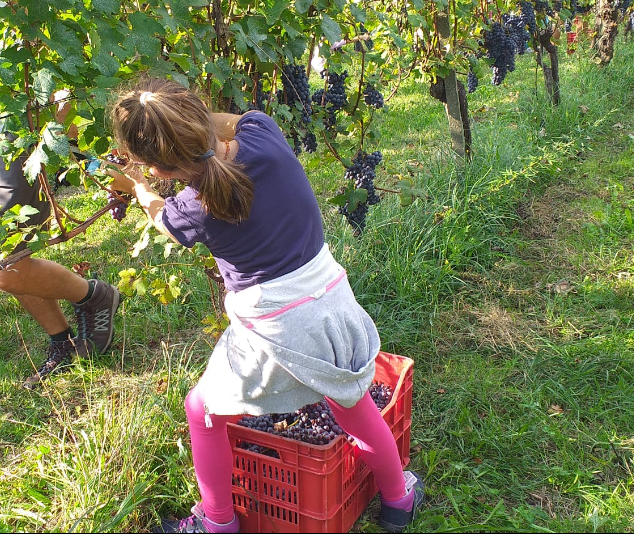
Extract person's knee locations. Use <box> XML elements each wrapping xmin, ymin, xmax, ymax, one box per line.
<box><xmin>0</xmin><ymin>258</ymin><xmax>32</xmax><ymax>294</ymax></box>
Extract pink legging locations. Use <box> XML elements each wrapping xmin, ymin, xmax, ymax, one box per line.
<box><xmin>184</xmin><ymin>384</ymin><xmax>406</xmax><ymax>523</ymax></box>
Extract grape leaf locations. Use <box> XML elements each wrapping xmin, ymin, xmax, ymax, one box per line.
<box><xmin>42</xmin><ymin>122</ymin><xmax>70</xmax><ymax>157</ymax></box>
<box><xmin>295</xmin><ymin>0</ymin><xmax>313</xmax><ymax>15</ymax></box>
<box><xmin>33</xmin><ymin>66</ymin><xmax>57</xmax><ymax>106</ymax></box>
<box><xmin>92</xmin><ymin>0</ymin><xmax>120</xmax><ymax>13</ymax></box>
<box><xmin>320</xmin><ymin>15</ymin><xmax>342</xmax><ymax>46</ymax></box>
<box><xmin>23</xmin><ymin>144</ymin><xmax>47</xmax><ymax>183</ymax></box>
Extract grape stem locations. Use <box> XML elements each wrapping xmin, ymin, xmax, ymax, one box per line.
<box><xmin>375</xmin><ymin>186</ymin><xmax>400</xmax><ymax>194</ymax></box>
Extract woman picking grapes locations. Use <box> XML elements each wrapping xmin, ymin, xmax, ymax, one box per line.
<box><xmin>106</xmin><ymin>77</ymin><xmax>425</xmax><ymax>534</ymax></box>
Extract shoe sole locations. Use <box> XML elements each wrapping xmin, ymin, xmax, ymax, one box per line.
<box><xmin>22</xmin><ymin>358</ymin><xmax>74</xmax><ymax>390</ymax></box>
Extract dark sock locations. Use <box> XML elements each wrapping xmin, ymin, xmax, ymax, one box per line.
<box><xmin>74</xmin><ymin>279</ymin><xmax>95</xmax><ymax>305</ymax></box>
<box><xmin>51</xmin><ymin>327</ymin><xmax>74</xmax><ymax>343</ymax></box>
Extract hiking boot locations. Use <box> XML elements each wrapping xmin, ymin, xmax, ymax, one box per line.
<box><xmin>379</xmin><ymin>470</ymin><xmax>426</xmax><ymax>533</ymax></box>
<box><xmin>23</xmin><ymin>338</ymin><xmax>76</xmax><ymax>389</ymax></box>
<box><xmin>73</xmin><ymin>279</ymin><xmax>120</xmax><ymax>355</ymax></box>
<box><xmin>154</xmin><ymin>503</ymin><xmax>239</xmax><ymax>533</ymax></box>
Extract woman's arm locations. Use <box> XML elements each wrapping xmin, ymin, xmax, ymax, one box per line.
<box><xmin>105</xmin><ymin>166</ymin><xmax>177</xmax><ymax>241</ymax></box>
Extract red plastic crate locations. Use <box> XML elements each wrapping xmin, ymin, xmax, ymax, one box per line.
<box><xmin>227</xmin><ymin>351</ymin><xmax>414</xmax><ymax>533</ymax></box>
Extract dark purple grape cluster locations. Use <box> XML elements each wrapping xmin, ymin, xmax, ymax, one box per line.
<box><xmin>281</xmin><ymin>64</ymin><xmax>312</xmax><ymax>124</ymax></box>
<box><xmin>238</xmin><ymin>400</ymin><xmax>345</xmax><ymax>447</ymax></box>
<box><xmin>311</xmin><ymin>70</ymin><xmax>349</xmax><ymax>131</ymax></box>
<box><xmin>302</xmin><ymin>131</ymin><xmax>317</xmax><ymax>153</ymax></box>
<box><xmin>339</xmin><ymin>200</ymin><xmax>369</xmax><ymax>235</ymax></box>
<box><xmin>484</xmin><ymin>22</ymin><xmax>517</xmax><ymax>85</ymax></box>
<box><xmin>369</xmin><ymin>381</ymin><xmax>394</xmax><ymax>410</ymax></box>
<box><xmin>519</xmin><ymin>1</ymin><xmax>537</xmax><ymax>35</ymax></box>
<box><xmin>344</xmin><ymin>150</ymin><xmax>382</xmax><ymax>206</ymax></box>
<box><xmin>533</xmin><ymin>0</ymin><xmax>549</xmax><ymax>12</ymax></box>
<box><xmin>107</xmin><ymin>191</ymin><xmax>129</xmax><ymax>222</ymax></box>
<box><xmin>289</xmin><ymin>130</ymin><xmax>302</xmax><ymax>156</ymax></box>
<box><xmin>324</xmin><ymin>71</ymin><xmax>348</xmax><ymax>112</ymax></box>
<box><xmin>467</xmin><ymin>70</ymin><xmax>479</xmax><ymax>93</ymax></box>
<box><xmin>254</xmin><ymin>79</ymin><xmax>266</xmax><ymax>111</ymax></box>
<box><xmin>236</xmin><ymin>381</ymin><xmax>394</xmax><ymax>455</ymax></box>
<box><xmin>287</xmin><ymin>129</ymin><xmax>317</xmax><ymax>156</ymax></box>
<box><xmin>311</xmin><ymin>89</ymin><xmax>335</xmax><ymax>130</ymax></box>
<box><xmin>105</xmin><ymin>152</ymin><xmax>127</xmax><ymax>166</ymax></box>
<box><xmin>503</xmin><ymin>13</ymin><xmax>530</xmax><ymax>55</ymax></box>
<box><xmin>363</xmin><ymin>83</ymin><xmax>384</xmax><ymax>109</ymax></box>
<box><xmin>104</xmin><ymin>153</ymin><xmax>131</xmax><ymax>222</ymax></box>
<box><xmin>339</xmin><ymin>150</ymin><xmax>383</xmax><ymax>235</ymax></box>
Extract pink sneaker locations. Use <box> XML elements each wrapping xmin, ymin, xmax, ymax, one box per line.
<box><xmin>155</xmin><ymin>502</ymin><xmax>239</xmax><ymax>533</ymax></box>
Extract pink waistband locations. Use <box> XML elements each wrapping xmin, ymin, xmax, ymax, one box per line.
<box><xmin>242</xmin><ymin>270</ymin><xmax>347</xmax><ymax>329</ymax></box>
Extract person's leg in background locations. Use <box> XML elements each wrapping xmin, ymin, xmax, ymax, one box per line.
<box><xmin>1</xmin><ymin>256</ymin><xmax>119</xmax><ymax>388</ymax></box>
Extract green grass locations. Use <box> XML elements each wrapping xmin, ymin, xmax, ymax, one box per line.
<box><xmin>3</xmin><ymin>34</ymin><xmax>634</xmax><ymax>533</ymax></box>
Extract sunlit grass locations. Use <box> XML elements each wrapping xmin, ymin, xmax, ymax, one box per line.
<box><xmin>3</xmin><ymin>34</ymin><xmax>634</xmax><ymax>533</ymax></box>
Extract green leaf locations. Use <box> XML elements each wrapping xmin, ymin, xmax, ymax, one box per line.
<box><xmin>41</xmin><ymin>20</ymin><xmax>84</xmax><ymax>76</ymax></box>
<box><xmin>295</xmin><ymin>0</ymin><xmax>313</xmax><ymax>15</ymax></box>
<box><xmin>23</xmin><ymin>144</ymin><xmax>47</xmax><ymax>183</ymax></box>
<box><xmin>117</xmin><ymin>267</ymin><xmax>138</xmax><ymax>297</ymax></box>
<box><xmin>247</xmin><ymin>16</ymin><xmax>269</xmax><ymax>45</ymax></box>
<box><xmin>132</xmin><ymin>276</ymin><xmax>149</xmax><ymax>297</ymax></box>
<box><xmin>58</xmin><ymin>166</ymin><xmax>80</xmax><ymax>187</ymax></box>
<box><xmin>92</xmin><ymin>49</ymin><xmax>121</xmax><ymax>77</ymax></box>
<box><xmin>349</xmin><ymin>4</ymin><xmax>366</xmax><ymax>23</ymax></box>
<box><xmin>92</xmin><ymin>0</ymin><xmax>120</xmax><ymax>13</ymax></box>
<box><xmin>328</xmin><ymin>190</ymin><xmax>348</xmax><ymax>207</ymax></box>
<box><xmin>203</xmin><ymin>57</ymin><xmax>233</xmax><ymax>85</ymax></box>
<box><xmin>59</xmin><ymin>55</ymin><xmax>86</xmax><ymax>77</ymax></box>
<box><xmin>264</xmin><ymin>1</ymin><xmax>288</xmax><ymax>24</ymax></box>
<box><xmin>42</xmin><ymin>122</ymin><xmax>70</xmax><ymax>157</ymax></box>
<box><xmin>33</xmin><ymin>65</ymin><xmax>57</xmax><ymax>106</ymax></box>
<box><xmin>93</xmin><ymin>75</ymin><xmax>121</xmax><ymax>89</ymax></box>
<box><xmin>131</xmin><ymin>227</ymin><xmax>151</xmax><ymax>258</ymax></box>
<box><xmin>17</xmin><ymin>204</ymin><xmax>41</xmax><ymax>222</ymax></box>
<box><xmin>399</xmin><ymin>193</ymin><xmax>413</xmax><ymax>207</ymax></box>
<box><xmin>348</xmin><ymin>187</ymin><xmax>368</xmax><ymax>211</ymax></box>
<box><xmin>320</xmin><ymin>14</ymin><xmax>342</xmax><ymax>46</ymax></box>
<box><xmin>192</xmin><ymin>242</ymin><xmax>211</xmax><ymax>256</ymax></box>
<box><xmin>0</xmin><ymin>91</ymin><xmax>28</xmax><ymax>117</ymax></box>
<box><xmin>123</xmin><ymin>31</ymin><xmax>161</xmax><ymax>59</ymax></box>
<box><xmin>281</xmin><ymin>35</ymin><xmax>306</xmax><ymax>61</ymax></box>
<box><xmin>396</xmin><ymin>179</ymin><xmax>426</xmax><ymax>203</ymax></box>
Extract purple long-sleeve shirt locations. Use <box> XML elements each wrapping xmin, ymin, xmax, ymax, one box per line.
<box><xmin>162</xmin><ymin>112</ymin><xmax>325</xmax><ymax>292</ymax></box>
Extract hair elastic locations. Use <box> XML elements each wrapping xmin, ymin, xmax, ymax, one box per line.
<box><xmin>198</xmin><ymin>149</ymin><xmax>215</xmax><ymax>160</ymax></box>
<box><xmin>139</xmin><ymin>91</ymin><xmax>154</xmax><ymax>106</ymax></box>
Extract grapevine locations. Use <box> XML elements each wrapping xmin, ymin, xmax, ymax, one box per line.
<box><xmin>281</xmin><ymin>64</ymin><xmax>312</xmax><ymax>124</ymax></box>
<box><xmin>105</xmin><ymin>153</ymin><xmax>132</xmax><ymax>222</ymax></box>
<box><xmin>467</xmin><ymin>69</ymin><xmax>479</xmax><ymax>93</ymax></box>
<box><xmin>363</xmin><ymin>83</ymin><xmax>385</xmax><ymax>109</ymax></box>
<box><xmin>484</xmin><ymin>22</ymin><xmax>517</xmax><ymax>86</ymax></box>
<box><xmin>338</xmin><ymin>150</ymin><xmax>383</xmax><ymax>235</ymax></box>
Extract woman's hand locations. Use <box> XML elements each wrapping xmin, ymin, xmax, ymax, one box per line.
<box><xmin>103</xmin><ymin>163</ymin><xmax>147</xmax><ymax>194</ymax></box>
